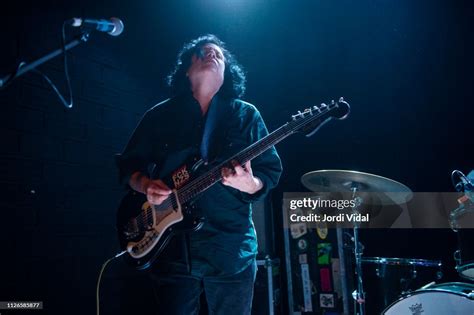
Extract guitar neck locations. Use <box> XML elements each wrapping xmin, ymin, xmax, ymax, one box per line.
<box><xmin>177</xmin><ymin>123</ymin><xmax>292</xmax><ymax>204</ymax></box>
<box><xmin>178</xmin><ymin>104</ymin><xmax>333</xmax><ymax>204</ymax></box>
<box><xmin>174</xmin><ymin>101</ymin><xmax>345</xmax><ymax>205</ymax></box>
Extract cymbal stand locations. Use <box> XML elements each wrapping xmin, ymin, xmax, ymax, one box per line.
<box><xmin>350</xmin><ymin>186</ymin><xmax>366</xmax><ymax>315</ymax></box>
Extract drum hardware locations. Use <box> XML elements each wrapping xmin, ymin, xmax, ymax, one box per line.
<box><xmin>301</xmin><ymin>170</ymin><xmax>413</xmax><ymax>315</ymax></box>
<box><xmin>453</xmin><ymin>228</ymin><xmax>474</xmax><ymax>281</ymax></box>
<box><xmin>451</xmin><ymin>170</ymin><xmax>474</xmax><ymax>203</ymax></box>
<box><xmin>450</xmin><ymin>199</ymin><xmax>474</xmax><ymax>281</ymax></box>
<box><xmin>348</xmin><ymin>193</ymin><xmax>365</xmax><ymax>313</ymax></box>
<box><xmin>449</xmin><ymin>196</ymin><xmax>473</xmax><ymax>231</ymax></box>
<box><xmin>420</xmin><ymin>281</ymin><xmax>436</xmax><ymax>289</ymax></box>
<box><xmin>450</xmin><ymin>169</ymin><xmax>474</xmax><ymax>281</ymax></box>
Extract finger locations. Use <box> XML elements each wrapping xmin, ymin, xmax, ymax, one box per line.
<box><xmin>148</xmin><ymin>186</ymin><xmax>172</xmax><ymax>195</ymax></box>
<box><xmin>221</xmin><ymin>173</ymin><xmax>235</xmax><ymax>186</ymax></box>
<box><xmin>221</xmin><ymin>167</ymin><xmax>233</xmax><ymax>178</ymax></box>
<box><xmin>147</xmin><ymin>183</ymin><xmax>172</xmax><ymax>195</ymax></box>
<box><xmin>147</xmin><ymin>195</ymin><xmax>158</xmax><ymax>205</ymax></box>
<box><xmin>154</xmin><ymin>180</ymin><xmax>172</xmax><ymax>193</ymax></box>
<box><xmin>232</xmin><ymin>161</ymin><xmax>245</xmax><ymax>176</ymax></box>
<box><xmin>244</xmin><ymin>160</ymin><xmax>251</xmax><ymax>171</ymax></box>
<box><xmin>147</xmin><ymin>194</ymin><xmax>159</xmax><ymax>205</ymax></box>
<box><xmin>155</xmin><ymin>195</ymin><xmax>169</xmax><ymax>205</ymax></box>
<box><xmin>148</xmin><ymin>193</ymin><xmax>169</xmax><ymax>205</ymax></box>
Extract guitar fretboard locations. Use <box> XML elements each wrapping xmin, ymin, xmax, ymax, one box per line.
<box><xmin>176</xmin><ymin>106</ymin><xmax>331</xmax><ymax>204</ymax></box>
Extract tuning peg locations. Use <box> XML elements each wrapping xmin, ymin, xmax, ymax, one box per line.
<box><xmin>320</xmin><ymin>103</ymin><xmax>327</xmax><ymax>109</ymax></box>
<box><xmin>292</xmin><ymin>110</ymin><xmax>303</xmax><ymax>120</ymax></box>
<box><xmin>339</xmin><ymin>96</ymin><xmax>344</xmax><ymax>102</ymax></box>
<box><xmin>313</xmin><ymin>105</ymin><xmax>319</xmax><ymax>110</ymax></box>
<box><xmin>331</xmin><ymin>99</ymin><xmax>335</xmax><ymax>105</ymax></box>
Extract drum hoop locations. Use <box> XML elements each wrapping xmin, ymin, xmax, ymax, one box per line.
<box><xmin>456</xmin><ymin>262</ymin><xmax>474</xmax><ymax>269</ymax></box>
<box><xmin>382</xmin><ymin>282</ymin><xmax>474</xmax><ymax>314</ymax></box>
<box><xmin>361</xmin><ymin>257</ymin><xmax>442</xmax><ymax>267</ymax></box>
<box><xmin>456</xmin><ymin>263</ymin><xmax>474</xmax><ymax>280</ymax></box>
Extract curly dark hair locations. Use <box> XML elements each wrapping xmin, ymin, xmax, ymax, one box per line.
<box><xmin>167</xmin><ymin>34</ymin><xmax>246</xmax><ymax>98</ymax></box>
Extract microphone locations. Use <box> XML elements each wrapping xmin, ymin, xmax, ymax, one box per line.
<box><xmin>69</xmin><ymin>17</ymin><xmax>124</xmax><ymax>36</ymax></box>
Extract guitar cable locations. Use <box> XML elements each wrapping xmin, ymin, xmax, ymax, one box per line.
<box><xmin>96</xmin><ymin>250</ymin><xmax>127</xmax><ymax>315</ymax></box>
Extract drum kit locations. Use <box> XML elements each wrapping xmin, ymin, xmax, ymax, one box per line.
<box><xmin>301</xmin><ymin>169</ymin><xmax>474</xmax><ymax>315</ymax></box>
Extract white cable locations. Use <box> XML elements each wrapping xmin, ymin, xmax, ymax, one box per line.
<box><xmin>96</xmin><ymin>251</ymin><xmax>127</xmax><ymax>315</ymax></box>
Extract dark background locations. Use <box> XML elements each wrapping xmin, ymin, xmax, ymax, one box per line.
<box><xmin>1</xmin><ymin>0</ymin><xmax>473</xmax><ymax>314</ymax></box>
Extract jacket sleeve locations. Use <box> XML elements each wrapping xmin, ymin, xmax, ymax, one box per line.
<box><xmin>237</xmin><ymin>105</ymin><xmax>283</xmax><ymax>203</ymax></box>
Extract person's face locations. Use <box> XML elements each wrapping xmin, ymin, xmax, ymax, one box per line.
<box><xmin>187</xmin><ymin>43</ymin><xmax>226</xmax><ymax>89</ymax></box>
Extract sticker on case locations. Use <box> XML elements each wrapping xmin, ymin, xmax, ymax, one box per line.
<box><xmin>297</xmin><ymin>239</ymin><xmax>308</xmax><ymax>250</ymax></box>
<box><xmin>301</xmin><ymin>264</ymin><xmax>313</xmax><ymax>312</ymax></box>
<box><xmin>316</xmin><ymin>222</ymin><xmax>328</xmax><ymax>240</ymax></box>
<box><xmin>320</xmin><ymin>268</ymin><xmax>332</xmax><ymax>292</ymax></box>
<box><xmin>299</xmin><ymin>253</ymin><xmax>308</xmax><ymax>264</ymax></box>
<box><xmin>319</xmin><ymin>293</ymin><xmax>335</xmax><ymax>308</ymax></box>
<box><xmin>317</xmin><ymin>243</ymin><xmax>331</xmax><ymax>265</ymax></box>
<box><xmin>290</xmin><ymin>222</ymin><xmax>308</xmax><ymax>239</ymax></box>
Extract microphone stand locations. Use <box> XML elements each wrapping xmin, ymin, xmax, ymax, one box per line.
<box><xmin>0</xmin><ymin>31</ymin><xmax>90</xmax><ymax>89</ymax></box>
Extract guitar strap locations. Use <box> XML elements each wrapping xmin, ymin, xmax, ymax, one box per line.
<box><xmin>200</xmin><ymin>95</ymin><xmax>233</xmax><ymax>163</ymax></box>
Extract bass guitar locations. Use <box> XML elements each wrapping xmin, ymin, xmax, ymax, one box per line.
<box><xmin>116</xmin><ymin>97</ymin><xmax>350</xmax><ymax>269</ymax></box>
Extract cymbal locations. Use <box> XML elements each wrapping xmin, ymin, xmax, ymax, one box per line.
<box><xmin>301</xmin><ymin>170</ymin><xmax>413</xmax><ymax>205</ymax></box>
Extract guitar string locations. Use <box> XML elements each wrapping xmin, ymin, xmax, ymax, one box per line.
<box><xmin>134</xmin><ymin>120</ymin><xmax>289</xmax><ymax>232</ymax></box>
<box><xmin>132</xmin><ymin>130</ymin><xmax>285</xmax><ymax>234</ymax></box>
<box><xmin>134</xmin><ymin>106</ymin><xmax>333</xmax><ymax>232</ymax></box>
<box><xmin>178</xmin><ymin>132</ymin><xmax>282</xmax><ymax>203</ymax></box>
<box><xmin>177</xmin><ymin>106</ymin><xmax>330</xmax><ymax>200</ymax></box>
<box><xmin>134</xmin><ymin>107</ymin><xmax>328</xmax><ymax>233</ymax></box>
<box><xmin>133</xmin><ymin>105</ymin><xmax>336</xmax><ymax>233</ymax></box>
<box><xmin>164</xmin><ymin>124</ymin><xmax>287</xmax><ymax>214</ymax></box>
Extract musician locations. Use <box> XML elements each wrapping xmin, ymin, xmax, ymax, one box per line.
<box><xmin>116</xmin><ymin>34</ymin><xmax>282</xmax><ymax>314</ymax></box>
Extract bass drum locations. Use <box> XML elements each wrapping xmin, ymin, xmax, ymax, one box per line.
<box><xmin>361</xmin><ymin>257</ymin><xmax>443</xmax><ymax>314</ymax></box>
<box><xmin>382</xmin><ymin>282</ymin><xmax>474</xmax><ymax>315</ymax></box>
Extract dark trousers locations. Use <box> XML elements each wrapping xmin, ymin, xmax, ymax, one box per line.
<box><xmin>149</xmin><ymin>260</ymin><xmax>257</xmax><ymax>315</ymax></box>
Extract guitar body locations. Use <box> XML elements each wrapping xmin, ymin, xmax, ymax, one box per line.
<box><xmin>116</xmin><ymin>157</ymin><xmax>205</xmax><ymax>270</ymax></box>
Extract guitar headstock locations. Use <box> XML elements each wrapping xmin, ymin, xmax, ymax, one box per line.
<box><xmin>291</xmin><ymin>97</ymin><xmax>350</xmax><ymax>137</ymax></box>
